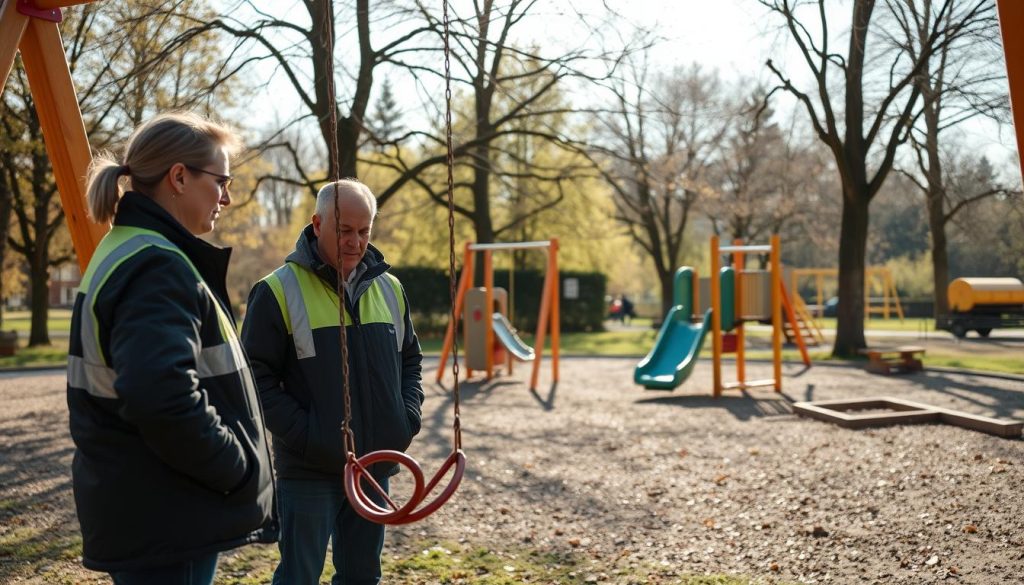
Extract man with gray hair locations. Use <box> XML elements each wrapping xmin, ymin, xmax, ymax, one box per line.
<box><xmin>242</xmin><ymin>179</ymin><xmax>424</xmax><ymax>584</ymax></box>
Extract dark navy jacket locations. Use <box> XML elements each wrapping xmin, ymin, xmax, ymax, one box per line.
<box><xmin>241</xmin><ymin>225</ymin><xmax>423</xmax><ymax>479</ymax></box>
<box><xmin>66</xmin><ymin>193</ymin><xmax>277</xmax><ymax>572</ymax></box>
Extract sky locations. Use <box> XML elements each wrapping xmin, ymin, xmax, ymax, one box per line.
<box><xmin>241</xmin><ymin>0</ymin><xmax>1019</xmax><ymax>173</ymax></box>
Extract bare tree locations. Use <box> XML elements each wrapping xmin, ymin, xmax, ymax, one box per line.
<box><xmin>760</xmin><ymin>0</ymin><xmax>987</xmax><ymax>356</ymax></box>
<box><xmin>891</xmin><ymin>0</ymin><xmax>1007</xmax><ymax>319</ymax></box>
<box><xmin>153</xmin><ymin>0</ymin><xmax>433</xmax><ymax>199</ymax></box>
<box><xmin>593</xmin><ymin>61</ymin><xmax>732</xmax><ymax>315</ymax></box>
<box><xmin>366</xmin><ymin>0</ymin><xmax>627</xmax><ymax>245</ymax></box>
<box><xmin>705</xmin><ymin>87</ymin><xmax>820</xmax><ymax>248</ymax></box>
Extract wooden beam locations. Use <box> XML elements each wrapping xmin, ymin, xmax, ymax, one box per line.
<box><xmin>0</xmin><ymin>0</ymin><xmax>30</xmax><ymax>91</ymax></box>
<box><xmin>32</xmin><ymin>0</ymin><xmax>96</xmax><ymax>9</ymax></box>
<box><xmin>793</xmin><ymin>397</ymin><xmax>1023</xmax><ymax>439</ymax></box>
<box><xmin>19</xmin><ymin>15</ymin><xmax>106</xmax><ymax>269</ymax></box>
<box><xmin>997</xmin><ymin>0</ymin><xmax>1024</xmax><ymax>177</ymax></box>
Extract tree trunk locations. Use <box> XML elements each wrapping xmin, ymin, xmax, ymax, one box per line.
<box><xmin>921</xmin><ymin>84</ymin><xmax>949</xmax><ymax>320</ymax></box>
<box><xmin>833</xmin><ymin>192</ymin><xmax>870</xmax><ymax>357</ymax></box>
<box><xmin>928</xmin><ymin>193</ymin><xmax>949</xmax><ymax>320</ymax></box>
<box><xmin>657</xmin><ymin>266</ymin><xmax>673</xmax><ymax>318</ymax></box>
<box><xmin>28</xmin><ymin>257</ymin><xmax>49</xmax><ymax>346</ymax></box>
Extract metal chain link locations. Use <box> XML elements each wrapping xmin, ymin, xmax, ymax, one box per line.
<box><xmin>443</xmin><ymin>0</ymin><xmax>461</xmax><ymax>451</ymax></box>
<box><xmin>321</xmin><ymin>0</ymin><xmax>356</xmax><ymax>456</ymax></box>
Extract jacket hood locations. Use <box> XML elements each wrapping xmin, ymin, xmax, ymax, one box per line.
<box><xmin>286</xmin><ymin>223</ymin><xmax>388</xmax><ymax>290</ymax></box>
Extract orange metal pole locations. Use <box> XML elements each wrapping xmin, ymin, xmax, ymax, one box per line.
<box><xmin>484</xmin><ymin>250</ymin><xmax>494</xmax><ymax>380</ymax></box>
<box><xmin>530</xmin><ymin>247</ymin><xmax>554</xmax><ymax>392</ymax></box>
<box><xmin>710</xmin><ymin>236</ymin><xmax>722</xmax><ymax>398</ymax></box>
<box><xmin>780</xmin><ymin>282</ymin><xmax>811</xmax><ymax>366</ymax></box>
<box><xmin>19</xmin><ymin>13</ymin><xmax>107</xmax><ymax>268</ymax></box>
<box><xmin>733</xmin><ymin>239</ymin><xmax>745</xmax><ymax>386</ymax></box>
<box><xmin>437</xmin><ymin>243</ymin><xmax>473</xmax><ymax>383</ymax></box>
<box><xmin>770</xmin><ymin>235</ymin><xmax>782</xmax><ymax>392</ymax></box>
<box><xmin>549</xmin><ymin>238</ymin><xmax>560</xmax><ymax>383</ymax></box>
<box><xmin>997</xmin><ymin>0</ymin><xmax>1024</xmax><ymax>177</ymax></box>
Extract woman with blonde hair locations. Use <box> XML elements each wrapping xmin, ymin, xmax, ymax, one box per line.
<box><xmin>67</xmin><ymin>112</ymin><xmax>277</xmax><ymax>584</ymax></box>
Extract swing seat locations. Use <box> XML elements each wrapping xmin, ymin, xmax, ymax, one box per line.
<box><xmin>491</xmin><ymin>313</ymin><xmax>535</xmax><ymax>361</ymax></box>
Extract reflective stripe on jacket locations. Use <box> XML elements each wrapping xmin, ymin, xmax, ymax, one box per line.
<box><xmin>262</xmin><ymin>262</ymin><xmax>406</xmax><ymax>359</ymax></box>
<box><xmin>67</xmin><ymin>227</ymin><xmax>253</xmax><ymax>399</ymax></box>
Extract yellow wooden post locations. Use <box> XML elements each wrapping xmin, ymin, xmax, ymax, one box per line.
<box><xmin>8</xmin><ymin>2</ymin><xmax>107</xmax><ymax>268</ymax></box>
<box><xmin>997</xmin><ymin>0</ymin><xmax>1024</xmax><ymax>177</ymax></box>
<box><xmin>1</xmin><ymin>0</ymin><xmax>30</xmax><ymax>89</ymax></box>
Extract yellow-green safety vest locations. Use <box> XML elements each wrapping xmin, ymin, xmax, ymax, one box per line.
<box><xmin>66</xmin><ymin>226</ymin><xmax>252</xmax><ymax>399</ymax></box>
<box><xmin>261</xmin><ymin>263</ymin><xmax>406</xmax><ymax>360</ymax></box>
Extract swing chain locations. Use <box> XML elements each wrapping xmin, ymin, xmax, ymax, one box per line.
<box><xmin>320</xmin><ymin>0</ymin><xmax>356</xmax><ymax>456</ymax></box>
<box><xmin>443</xmin><ymin>0</ymin><xmax>462</xmax><ymax>450</ymax></box>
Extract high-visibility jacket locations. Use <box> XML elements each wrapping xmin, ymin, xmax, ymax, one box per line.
<box><xmin>241</xmin><ymin>226</ymin><xmax>423</xmax><ymax>480</ymax></box>
<box><xmin>66</xmin><ymin>192</ymin><xmax>276</xmax><ymax>572</ymax></box>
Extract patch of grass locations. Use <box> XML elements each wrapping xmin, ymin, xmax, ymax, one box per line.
<box><xmin>382</xmin><ymin>542</ymin><xmax>753</xmax><ymax>585</ymax></box>
<box><xmin>0</xmin><ymin>338</ymin><xmax>69</xmax><ymax>369</ymax></box>
<box><xmin>0</xmin><ymin>524</ymin><xmax>82</xmax><ymax>580</ymax></box>
<box><xmin>923</xmin><ymin>353</ymin><xmax>1024</xmax><ymax>375</ymax></box>
<box><xmin>1</xmin><ymin>309</ymin><xmax>72</xmax><ymax>335</ymax></box>
<box><xmin>212</xmin><ymin>541</ymin><xmax>759</xmax><ymax>585</ymax></box>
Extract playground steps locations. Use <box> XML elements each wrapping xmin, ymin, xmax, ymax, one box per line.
<box><xmin>786</xmin><ymin>294</ymin><xmax>825</xmax><ymax>346</ymax></box>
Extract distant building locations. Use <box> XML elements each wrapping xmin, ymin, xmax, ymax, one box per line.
<box><xmin>49</xmin><ymin>263</ymin><xmax>80</xmax><ymax>307</ymax></box>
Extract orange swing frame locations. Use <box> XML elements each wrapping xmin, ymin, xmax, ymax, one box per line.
<box><xmin>435</xmin><ymin>240</ymin><xmax>561</xmax><ymax>392</ymax></box>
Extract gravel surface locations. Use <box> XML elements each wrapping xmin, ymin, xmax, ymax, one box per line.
<box><xmin>1</xmin><ymin>358</ymin><xmax>1022</xmax><ymax>584</ymax></box>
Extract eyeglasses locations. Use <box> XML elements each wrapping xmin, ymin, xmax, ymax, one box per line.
<box><xmin>185</xmin><ymin>165</ymin><xmax>233</xmax><ymax>193</ymax></box>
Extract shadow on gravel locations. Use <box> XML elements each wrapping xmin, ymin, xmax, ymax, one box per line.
<box><xmin>0</xmin><ymin>407</ymin><xmax>79</xmax><ymax>581</ymax></box>
<box><xmin>634</xmin><ymin>392</ymin><xmax>795</xmax><ymax>421</ymax></box>
<box><xmin>529</xmin><ymin>381</ymin><xmax>558</xmax><ymax>411</ymax></box>
<box><xmin>902</xmin><ymin>370</ymin><xmax>1024</xmax><ymax>420</ymax></box>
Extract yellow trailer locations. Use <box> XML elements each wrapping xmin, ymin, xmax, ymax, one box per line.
<box><xmin>947</xmin><ymin>278</ymin><xmax>1024</xmax><ymax>312</ymax></box>
<box><xmin>939</xmin><ymin>278</ymin><xmax>1024</xmax><ymax>338</ymax></box>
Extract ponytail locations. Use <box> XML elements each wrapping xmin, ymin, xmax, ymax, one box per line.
<box><xmin>85</xmin><ymin>153</ymin><xmax>130</xmax><ymax>224</ymax></box>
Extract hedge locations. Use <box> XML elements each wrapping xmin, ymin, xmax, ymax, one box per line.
<box><xmin>390</xmin><ymin>266</ymin><xmax>606</xmax><ymax>335</ymax></box>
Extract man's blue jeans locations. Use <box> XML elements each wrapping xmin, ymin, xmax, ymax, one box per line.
<box><xmin>110</xmin><ymin>552</ymin><xmax>218</xmax><ymax>585</ymax></box>
<box><xmin>272</xmin><ymin>476</ymin><xmax>388</xmax><ymax>585</ymax></box>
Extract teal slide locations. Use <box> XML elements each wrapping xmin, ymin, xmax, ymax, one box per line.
<box><xmin>634</xmin><ymin>307</ymin><xmax>712</xmax><ymax>390</ymax></box>
<box><xmin>633</xmin><ymin>266</ymin><xmax>734</xmax><ymax>391</ymax></box>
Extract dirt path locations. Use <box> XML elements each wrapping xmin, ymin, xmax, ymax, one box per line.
<box><xmin>1</xmin><ymin>359</ymin><xmax>1022</xmax><ymax>584</ymax></box>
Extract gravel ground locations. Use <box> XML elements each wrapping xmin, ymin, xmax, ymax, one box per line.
<box><xmin>1</xmin><ymin>358</ymin><xmax>1023</xmax><ymax>584</ymax></box>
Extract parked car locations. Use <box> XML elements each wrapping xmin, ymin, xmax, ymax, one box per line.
<box><xmin>822</xmin><ymin>296</ymin><xmax>839</xmax><ymax>317</ymax></box>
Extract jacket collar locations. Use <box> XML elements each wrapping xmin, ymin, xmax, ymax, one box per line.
<box><xmin>113</xmin><ymin>191</ymin><xmax>234</xmax><ymax>310</ymax></box>
<box><xmin>286</xmin><ymin>223</ymin><xmax>389</xmax><ymax>291</ymax></box>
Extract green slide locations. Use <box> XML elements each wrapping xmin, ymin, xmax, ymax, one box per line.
<box><xmin>634</xmin><ymin>306</ymin><xmax>712</xmax><ymax>390</ymax></box>
<box><xmin>634</xmin><ymin>266</ymin><xmax>734</xmax><ymax>391</ymax></box>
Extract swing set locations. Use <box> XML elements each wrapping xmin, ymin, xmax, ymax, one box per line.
<box><xmin>436</xmin><ymin>240</ymin><xmax>561</xmax><ymax>392</ymax></box>
<box><xmin>1</xmin><ymin>0</ymin><xmax>468</xmax><ymax>525</ymax></box>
